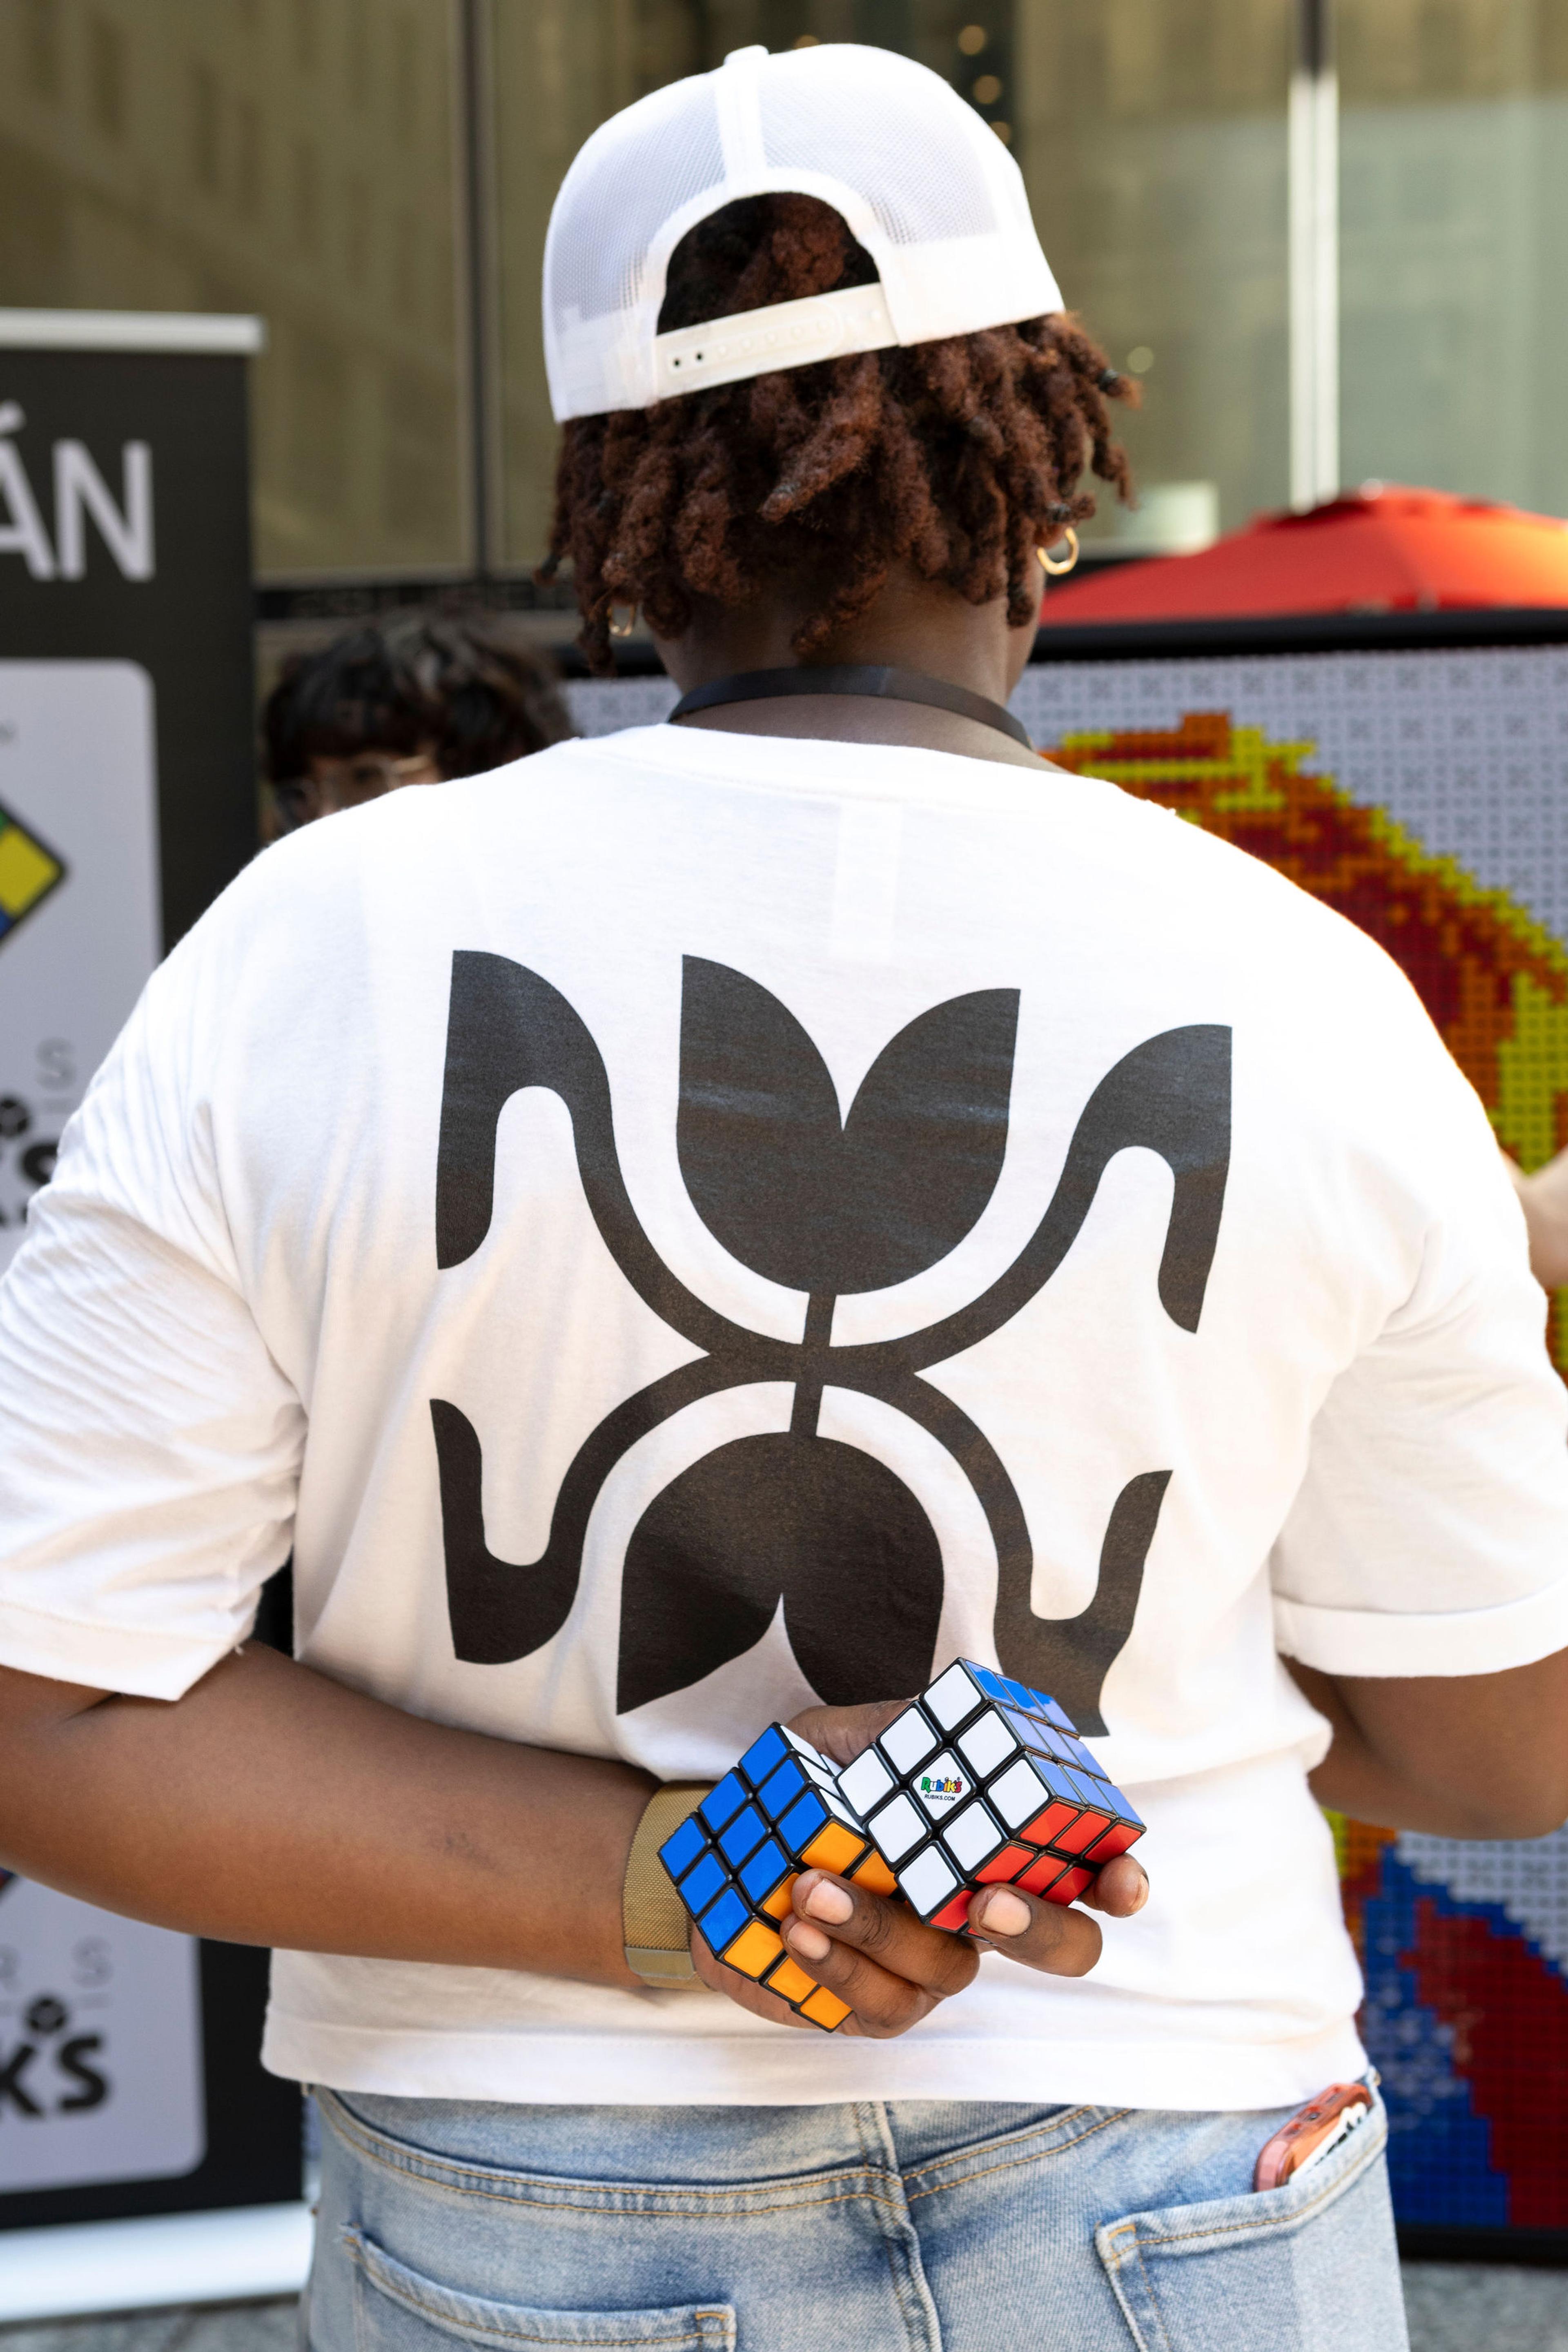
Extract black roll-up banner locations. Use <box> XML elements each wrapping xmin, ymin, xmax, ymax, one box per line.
<box><xmin>0</xmin><ymin>313</ymin><xmax>299</xmax><ymax>2229</ymax></box>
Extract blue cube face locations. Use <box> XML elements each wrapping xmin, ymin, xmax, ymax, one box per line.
<box><xmin>1060</xmin><ymin>1766</ymin><xmax>1104</xmax><ymax>1807</ymax></box>
<box><xmin>738</xmin><ymin>1724</ymin><xmax>790</xmax><ymax>1788</ymax></box>
<box><xmin>757</xmin><ymin>1758</ymin><xmax>809</xmax><ymax>1820</ymax></box>
<box><xmin>739</xmin><ymin>1836</ymin><xmax>792</xmax><ymax>1906</ymax></box>
<box><xmin>777</xmin><ymin>1789</ymin><xmax>831</xmax><ymax>1857</ymax></box>
<box><xmin>1058</xmin><ymin>1734</ymin><xmax>1095</xmax><ymax>1772</ymax></box>
<box><xmin>1027</xmin><ymin>1721</ymin><xmax>1074</xmax><ymax>1765</ymax></box>
<box><xmin>972</xmin><ymin>1666</ymin><xmax>1013</xmax><ymax>1705</ymax></box>
<box><xmin>1098</xmin><ymin>1782</ymin><xmax>1144</xmax><ymax>1828</ymax></box>
<box><xmin>1001</xmin><ymin>1676</ymin><xmax>1037</xmax><ymax>1712</ymax></box>
<box><xmin>658</xmin><ymin>1815</ymin><xmax>707</xmax><ymax>1883</ymax></box>
<box><xmin>1038</xmin><ymin>1694</ymin><xmax>1076</xmax><ymax>1733</ymax></box>
<box><xmin>697</xmin><ymin>1885</ymin><xmax>749</xmax><ymax>1953</ymax></box>
<box><xmin>698</xmin><ymin>1772</ymin><xmax>748</xmax><ymax>1835</ymax></box>
<box><xmin>677</xmin><ymin>1849</ymin><xmax>727</xmax><ymax>1916</ymax></box>
<box><xmin>718</xmin><ymin>1803</ymin><xmax>768</xmax><ymax>1866</ymax></box>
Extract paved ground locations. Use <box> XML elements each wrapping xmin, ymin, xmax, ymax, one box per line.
<box><xmin>3</xmin><ymin>2269</ymin><xmax>1568</xmax><ymax>2350</ymax></box>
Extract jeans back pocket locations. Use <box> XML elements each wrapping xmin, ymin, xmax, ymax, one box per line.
<box><xmin>1094</xmin><ymin>2098</ymin><xmax>1406</xmax><ymax>2352</ymax></box>
<box><xmin>343</xmin><ymin>2227</ymin><xmax>737</xmax><ymax>2352</ymax></box>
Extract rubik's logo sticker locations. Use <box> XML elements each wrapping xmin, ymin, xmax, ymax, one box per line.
<box><xmin>0</xmin><ymin>800</ymin><xmax>65</xmax><ymax>945</ymax></box>
<box><xmin>920</xmin><ymin>1773</ymin><xmax>966</xmax><ymax>1804</ymax></box>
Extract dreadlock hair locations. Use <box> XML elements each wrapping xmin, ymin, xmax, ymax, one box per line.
<box><xmin>547</xmin><ymin>192</ymin><xmax>1137</xmax><ymax>676</ymax></box>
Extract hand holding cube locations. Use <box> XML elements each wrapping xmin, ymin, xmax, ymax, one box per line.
<box><xmin>659</xmin><ymin>1661</ymin><xmax>1145</xmax><ymax>2031</ymax></box>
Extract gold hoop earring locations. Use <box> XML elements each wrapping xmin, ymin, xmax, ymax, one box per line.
<box><xmin>609</xmin><ymin>602</ymin><xmax>638</xmax><ymax>638</ymax></box>
<box><xmin>1038</xmin><ymin>527</ymin><xmax>1080</xmax><ymax>578</ymax></box>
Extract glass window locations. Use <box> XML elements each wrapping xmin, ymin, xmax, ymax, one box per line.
<box><xmin>492</xmin><ymin>1</ymin><xmax>1292</xmax><ymax>565</ymax></box>
<box><xmin>1339</xmin><ymin>0</ymin><xmax>1568</xmax><ymax>517</ymax></box>
<box><xmin>1014</xmin><ymin>0</ymin><xmax>1292</xmax><ymax>548</ymax></box>
<box><xmin>0</xmin><ymin>0</ymin><xmax>468</xmax><ymax>578</ymax></box>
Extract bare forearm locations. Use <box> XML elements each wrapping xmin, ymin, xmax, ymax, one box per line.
<box><xmin>1289</xmin><ymin>1654</ymin><xmax>1568</xmax><ymax>1838</ymax></box>
<box><xmin>0</xmin><ymin>1649</ymin><xmax>654</xmax><ymax>1986</ymax></box>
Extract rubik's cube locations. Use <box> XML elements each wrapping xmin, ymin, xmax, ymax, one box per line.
<box><xmin>658</xmin><ymin>1664</ymin><xmax>1143</xmax><ymax>2034</ymax></box>
<box><xmin>657</xmin><ymin>1722</ymin><xmax>899</xmax><ymax>2033</ymax></box>
<box><xmin>834</xmin><ymin>1659</ymin><xmax>1145</xmax><ymax>1932</ymax></box>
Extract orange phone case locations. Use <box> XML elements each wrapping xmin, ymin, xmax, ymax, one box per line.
<box><xmin>1253</xmin><ymin>2082</ymin><xmax>1370</xmax><ymax>2192</ymax></box>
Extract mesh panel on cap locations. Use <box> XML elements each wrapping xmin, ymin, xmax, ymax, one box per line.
<box><xmin>547</xmin><ymin>76</ymin><xmax>726</xmax><ymax>327</ymax></box>
<box><xmin>759</xmin><ymin>50</ymin><xmax>995</xmax><ymax>246</ymax></box>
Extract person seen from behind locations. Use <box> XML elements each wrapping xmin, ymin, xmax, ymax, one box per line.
<box><xmin>262</xmin><ymin>615</ymin><xmax>574</xmax><ymax>832</ymax></box>
<box><xmin>4</xmin><ymin>44</ymin><xmax>1568</xmax><ymax>2352</ymax></box>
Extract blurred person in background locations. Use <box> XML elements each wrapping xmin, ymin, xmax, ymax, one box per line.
<box><xmin>262</xmin><ymin>614</ymin><xmax>574</xmax><ymax>832</ymax></box>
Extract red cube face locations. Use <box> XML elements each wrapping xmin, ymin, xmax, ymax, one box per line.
<box><xmin>1019</xmin><ymin>1798</ymin><xmax>1081</xmax><ymax>1846</ymax></box>
<box><xmin>1049</xmin><ymin>1807</ymin><xmax>1113</xmax><ymax>1856</ymax></box>
<box><xmin>1041</xmin><ymin>1863</ymin><xmax>1095</xmax><ymax>1905</ymax></box>
<box><xmin>1082</xmin><ymin>1820</ymin><xmax>1143</xmax><ymax>1863</ymax></box>
<box><xmin>1015</xmin><ymin>1851</ymin><xmax>1070</xmax><ymax>1897</ymax></box>
<box><xmin>974</xmin><ymin>1843</ymin><xmax>1036</xmax><ymax>1885</ymax></box>
<box><xmin>928</xmin><ymin>1889</ymin><xmax>975</xmax><ymax>1932</ymax></box>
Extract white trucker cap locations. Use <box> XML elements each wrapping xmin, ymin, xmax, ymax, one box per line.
<box><xmin>543</xmin><ymin>42</ymin><xmax>1064</xmax><ymax>423</ymax></box>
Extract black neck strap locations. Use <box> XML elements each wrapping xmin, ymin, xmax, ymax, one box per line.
<box><xmin>667</xmin><ymin>663</ymin><xmax>1033</xmax><ymax>750</ymax></box>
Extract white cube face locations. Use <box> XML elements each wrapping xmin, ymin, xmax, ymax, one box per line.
<box><xmin>866</xmin><ymin>1791</ymin><xmax>927</xmax><ymax>1863</ymax></box>
<box><xmin>924</xmin><ymin>1661</ymin><xmax>985</xmax><ymax>1731</ymax></box>
<box><xmin>956</xmin><ymin>1707</ymin><xmax>1018</xmax><ymax>1780</ymax></box>
<box><xmin>912</xmin><ymin>1751</ymin><xmax>971</xmax><ymax>1817</ymax></box>
<box><xmin>900</xmin><ymin>1843</ymin><xmax>960</xmax><ymax>1918</ymax></box>
<box><xmin>988</xmin><ymin>1755</ymin><xmax>1049</xmax><ymax>1831</ymax></box>
<box><xmin>942</xmin><ymin>1798</ymin><xmax>1004</xmax><ymax>1873</ymax></box>
<box><xmin>839</xmin><ymin>1748</ymin><xmax>895</xmax><ymax>1817</ymax></box>
<box><xmin>880</xmin><ymin>1704</ymin><xmax>940</xmax><ymax>1776</ymax></box>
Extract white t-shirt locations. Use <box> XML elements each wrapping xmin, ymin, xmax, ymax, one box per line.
<box><xmin>2</xmin><ymin>722</ymin><xmax>1566</xmax><ymax>2113</ymax></box>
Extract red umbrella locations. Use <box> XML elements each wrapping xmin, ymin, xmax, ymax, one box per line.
<box><xmin>1041</xmin><ymin>485</ymin><xmax>1568</xmax><ymax>624</ymax></box>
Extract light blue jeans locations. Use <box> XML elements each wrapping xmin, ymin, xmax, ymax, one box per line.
<box><xmin>306</xmin><ymin>2080</ymin><xmax>1405</xmax><ymax>2351</ymax></box>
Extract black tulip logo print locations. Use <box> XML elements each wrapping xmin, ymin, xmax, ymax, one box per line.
<box><xmin>430</xmin><ymin>952</ymin><xmax>1229</xmax><ymax>1733</ymax></box>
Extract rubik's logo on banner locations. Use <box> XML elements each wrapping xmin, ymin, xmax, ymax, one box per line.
<box><xmin>0</xmin><ymin>800</ymin><xmax>64</xmax><ymax>944</ymax></box>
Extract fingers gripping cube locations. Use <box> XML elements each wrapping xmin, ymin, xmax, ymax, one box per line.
<box><xmin>657</xmin><ymin>1722</ymin><xmax>859</xmax><ymax>2031</ymax></box>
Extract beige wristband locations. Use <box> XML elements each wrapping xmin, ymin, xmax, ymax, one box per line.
<box><xmin>622</xmin><ymin>1783</ymin><xmax>711</xmax><ymax>1985</ymax></box>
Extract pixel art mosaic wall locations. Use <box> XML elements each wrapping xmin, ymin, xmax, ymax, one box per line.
<box><xmin>570</xmin><ymin>640</ymin><xmax>1568</xmax><ymax>2243</ymax></box>
<box><xmin>1018</xmin><ymin>643</ymin><xmax>1568</xmax><ymax>2245</ymax></box>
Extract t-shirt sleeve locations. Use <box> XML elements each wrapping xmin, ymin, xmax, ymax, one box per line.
<box><xmin>0</xmin><ymin>927</ymin><xmax>304</xmax><ymax>1700</ymax></box>
<box><xmin>1271</xmin><ymin>1009</ymin><xmax>1568</xmax><ymax>1678</ymax></box>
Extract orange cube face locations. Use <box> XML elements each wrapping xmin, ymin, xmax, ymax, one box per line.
<box><xmin>763</xmin><ymin>1953</ymin><xmax>819</xmax><ymax>2006</ymax></box>
<box><xmin>849</xmin><ymin>1849</ymin><xmax>898</xmax><ymax>1898</ymax></box>
<box><xmin>721</xmin><ymin>1920</ymin><xmax>786</xmax><ymax>1980</ymax></box>
<box><xmin>800</xmin><ymin>1986</ymin><xmax>852</xmax><ymax>2030</ymax></box>
<box><xmin>759</xmin><ymin>1871</ymin><xmax>800</xmax><ymax>1920</ymax></box>
<box><xmin>799</xmin><ymin>1821</ymin><xmax>868</xmax><ymax>1876</ymax></box>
